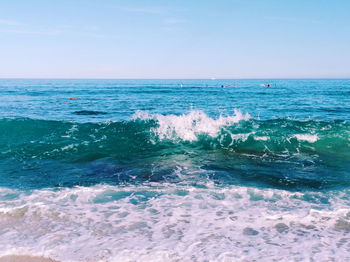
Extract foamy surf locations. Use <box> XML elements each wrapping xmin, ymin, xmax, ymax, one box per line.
<box><xmin>0</xmin><ymin>184</ymin><xmax>349</xmax><ymax>261</ymax></box>
<box><xmin>132</xmin><ymin>109</ymin><xmax>250</xmax><ymax>141</ymax></box>
<box><xmin>0</xmin><ymin>256</ymin><xmax>59</xmax><ymax>262</ymax></box>
<box><xmin>293</xmin><ymin>134</ymin><xmax>319</xmax><ymax>143</ymax></box>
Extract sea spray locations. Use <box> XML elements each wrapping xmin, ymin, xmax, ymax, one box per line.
<box><xmin>132</xmin><ymin>109</ymin><xmax>250</xmax><ymax>141</ymax></box>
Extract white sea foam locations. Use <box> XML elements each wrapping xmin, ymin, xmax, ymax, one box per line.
<box><xmin>254</xmin><ymin>136</ymin><xmax>270</xmax><ymax>141</ymax></box>
<box><xmin>132</xmin><ymin>109</ymin><xmax>250</xmax><ymax>141</ymax></box>
<box><xmin>0</xmin><ymin>184</ymin><xmax>350</xmax><ymax>261</ymax></box>
<box><xmin>293</xmin><ymin>134</ymin><xmax>319</xmax><ymax>143</ymax></box>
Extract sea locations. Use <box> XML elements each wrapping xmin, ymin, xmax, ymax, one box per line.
<box><xmin>0</xmin><ymin>79</ymin><xmax>349</xmax><ymax>261</ymax></box>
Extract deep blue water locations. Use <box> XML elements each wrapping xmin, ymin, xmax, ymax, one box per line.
<box><xmin>1</xmin><ymin>79</ymin><xmax>349</xmax><ymax>122</ymax></box>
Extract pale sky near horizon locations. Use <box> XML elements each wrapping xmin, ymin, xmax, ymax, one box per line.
<box><xmin>0</xmin><ymin>0</ymin><xmax>349</xmax><ymax>79</ymax></box>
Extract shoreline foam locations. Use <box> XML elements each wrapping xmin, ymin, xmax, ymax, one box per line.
<box><xmin>0</xmin><ymin>255</ymin><xmax>59</xmax><ymax>262</ymax></box>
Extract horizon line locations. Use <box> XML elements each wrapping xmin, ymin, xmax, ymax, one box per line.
<box><xmin>0</xmin><ymin>77</ymin><xmax>350</xmax><ymax>80</ymax></box>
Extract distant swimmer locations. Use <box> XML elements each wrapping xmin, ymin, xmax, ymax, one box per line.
<box><xmin>266</xmin><ymin>84</ymin><xmax>270</xmax><ymax>87</ymax></box>
<box><xmin>69</xmin><ymin>97</ymin><xmax>77</xmax><ymax>100</ymax></box>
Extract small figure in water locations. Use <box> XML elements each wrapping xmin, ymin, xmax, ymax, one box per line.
<box><xmin>221</xmin><ymin>85</ymin><xmax>224</xmax><ymax>88</ymax></box>
<box><xmin>266</xmin><ymin>84</ymin><xmax>270</xmax><ymax>87</ymax></box>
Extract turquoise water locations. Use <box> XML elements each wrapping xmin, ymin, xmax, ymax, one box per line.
<box><xmin>0</xmin><ymin>79</ymin><xmax>349</xmax><ymax>261</ymax></box>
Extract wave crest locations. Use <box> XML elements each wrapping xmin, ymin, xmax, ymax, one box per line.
<box><xmin>132</xmin><ymin>109</ymin><xmax>250</xmax><ymax>141</ymax></box>
<box><xmin>293</xmin><ymin>134</ymin><xmax>319</xmax><ymax>143</ymax></box>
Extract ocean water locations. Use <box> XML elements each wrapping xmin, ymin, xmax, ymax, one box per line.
<box><xmin>0</xmin><ymin>79</ymin><xmax>349</xmax><ymax>261</ymax></box>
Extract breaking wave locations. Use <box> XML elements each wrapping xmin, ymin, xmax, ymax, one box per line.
<box><xmin>132</xmin><ymin>109</ymin><xmax>251</xmax><ymax>141</ymax></box>
<box><xmin>0</xmin><ymin>109</ymin><xmax>349</xmax><ymax>190</ymax></box>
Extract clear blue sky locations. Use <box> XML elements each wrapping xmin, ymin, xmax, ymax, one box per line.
<box><xmin>0</xmin><ymin>0</ymin><xmax>349</xmax><ymax>78</ymax></box>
